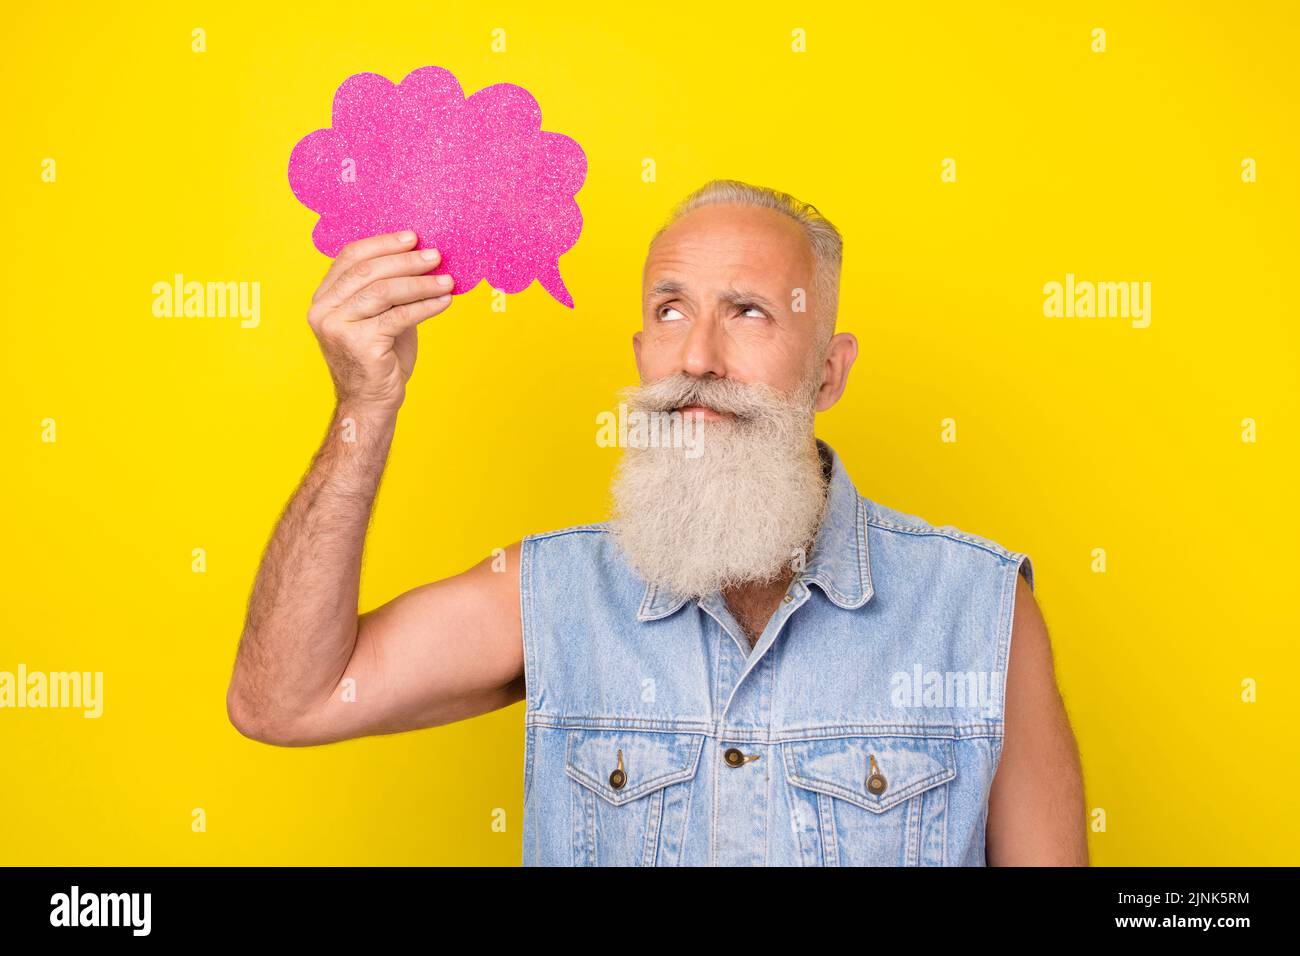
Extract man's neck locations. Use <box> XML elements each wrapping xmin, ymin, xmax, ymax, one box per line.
<box><xmin>723</xmin><ymin>569</ymin><xmax>799</xmax><ymax>649</ymax></box>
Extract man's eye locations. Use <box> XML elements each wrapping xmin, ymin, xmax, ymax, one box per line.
<box><xmin>740</xmin><ymin>305</ymin><xmax>767</xmax><ymax>318</ymax></box>
<box><xmin>658</xmin><ymin>305</ymin><xmax>684</xmax><ymax>321</ymax></box>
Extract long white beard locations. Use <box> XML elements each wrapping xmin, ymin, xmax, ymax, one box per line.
<box><xmin>607</xmin><ymin>370</ymin><xmax>829</xmax><ymax>601</ymax></box>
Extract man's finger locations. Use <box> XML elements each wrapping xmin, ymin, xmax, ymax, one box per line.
<box><xmin>374</xmin><ymin>294</ymin><xmax>455</xmax><ymax>338</ymax></box>
<box><xmin>312</xmin><ymin>230</ymin><xmax>419</xmax><ymax>304</ymax></box>
<box><xmin>318</xmin><ymin>247</ymin><xmax>446</xmax><ymax>309</ymax></box>
<box><xmin>342</xmin><ymin>274</ymin><xmax>452</xmax><ymax>321</ymax></box>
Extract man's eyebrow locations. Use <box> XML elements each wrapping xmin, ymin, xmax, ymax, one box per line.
<box><xmin>647</xmin><ymin>279</ymin><xmax>686</xmax><ymax>299</ymax></box>
<box><xmin>718</xmin><ymin>287</ymin><xmax>778</xmax><ymax>309</ymax></box>
<box><xmin>646</xmin><ymin>280</ymin><xmax>778</xmax><ymax>310</ymax></box>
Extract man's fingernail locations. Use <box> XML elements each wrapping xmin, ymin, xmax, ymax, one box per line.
<box><xmin>420</xmin><ymin>248</ymin><xmax>440</xmax><ymax>261</ymax></box>
<box><xmin>399</xmin><ymin>231</ymin><xmax>416</xmax><ymax>242</ymax></box>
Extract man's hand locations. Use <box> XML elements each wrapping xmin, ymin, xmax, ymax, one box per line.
<box><xmin>986</xmin><ymin>571</ymin><xmax>1090</xmax><ymax>865</ymax></box>
<box><xmin>308</xmin><ymin>230</ymin><xmax>455</xmax><ymax>414</ymax></box>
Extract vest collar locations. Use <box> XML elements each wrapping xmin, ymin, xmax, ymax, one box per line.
<box><xmin>635</xmin><ymin>437</ymin><xmax>874</xmax><ymax>621</ymax></box>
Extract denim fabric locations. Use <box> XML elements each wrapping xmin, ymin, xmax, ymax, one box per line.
<box><xmin>520</xmin><ymin>438</ymin><xmax>1034</xmax><ymax>866</ymax></box>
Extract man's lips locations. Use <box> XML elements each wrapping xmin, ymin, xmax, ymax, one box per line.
<box><xmin>674</xmin><ymin>404</ymin><xmax>733</xmax><ymax>421</ymax></box>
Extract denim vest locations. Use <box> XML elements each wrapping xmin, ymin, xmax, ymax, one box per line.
<box><xmin>519</xmin><ymin>438</ymin><xmax>1034</xmax><ymax>866</ymax></box>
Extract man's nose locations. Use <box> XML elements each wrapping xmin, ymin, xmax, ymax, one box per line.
<box><xmin>678</xmin><ymin>315</ymin><xmax>727</xmax><ymax>379</ymax></box>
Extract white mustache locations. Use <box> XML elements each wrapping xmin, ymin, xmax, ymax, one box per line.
<box><xmin>621</xmin><ymin>373</ymin><xmax>799</xmax><ymax>421</ymax></box>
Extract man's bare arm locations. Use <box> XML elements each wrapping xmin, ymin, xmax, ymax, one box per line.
<box><xmin>986</xmin><ymin>571</ymin><xmax>1089</xmax><ymax>865</ymax></box>
<box><xmin>226</xmin><ymin>230</ymin><xmax>524</xmax><ymax>746</ymax></box>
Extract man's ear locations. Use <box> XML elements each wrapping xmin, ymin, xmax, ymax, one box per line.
<box><xmin>814</xmin><ymin>332</ymin><xmax>859</xmax><ymax>412</ymax></box>
<box><xmin>632</xmin><ymin>330</ymin><xmax>644</xmax><ymax>380</ymax></box>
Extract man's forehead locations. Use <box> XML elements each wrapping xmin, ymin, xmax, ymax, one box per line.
<box><xmin>647</xmin><ymin>229</ymin><xmax>799</xmax><ymax>268</ymax></box>
<box><xmin>643</xmin><ymin>205</ymin><xmax>813</xmax><ymax>288</ymax></box>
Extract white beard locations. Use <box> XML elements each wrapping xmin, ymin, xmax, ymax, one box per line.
<box><xmin>607</xmin><ymin>370</ymin><xmax>830</xmax><ymax>601</ymax></box>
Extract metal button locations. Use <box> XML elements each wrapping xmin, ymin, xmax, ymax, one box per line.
<box><xmin>783</xmin><ymin>593</ymin><xmax>794</xmax><ymax>603</ymax></box>
<box><xmin>609</xmin><ymin>748</ymin><xmax>626</xmax><ymax>789</ymax></box>
<box><xmin>866</xmin><ymin>753</ymin><xmax>887</xmax><ymax>795</ymax></box>
<box><xmin>723</xmin><ymin>747</ymin><xmax>760</xmax><ymax>767</ymax></box>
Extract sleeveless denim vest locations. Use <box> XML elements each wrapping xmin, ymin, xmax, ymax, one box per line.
<box><xmin>519</xmin><ymin>438</ymin><xmax>1034</xmax><ymax>866</ymax></box>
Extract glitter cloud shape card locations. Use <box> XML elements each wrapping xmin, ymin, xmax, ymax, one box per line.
<box><xmin>288</xmin><ymin>66</ymin><xmax>587</xmax><ymax>308</ymax></box>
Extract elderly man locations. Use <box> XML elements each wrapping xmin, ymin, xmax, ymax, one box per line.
<box><xmin>227</xmin><ymin>179</ymin><xmax>1088</xmax><ymax>866</ymax></box>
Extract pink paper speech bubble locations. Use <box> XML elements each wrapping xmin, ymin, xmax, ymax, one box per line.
<box><xmin>288</xmin><ymin>66</ymin><xmax>586</xmax><ymax>308</ymax></box>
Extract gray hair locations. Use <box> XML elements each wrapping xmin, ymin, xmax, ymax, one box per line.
<box><xmin>646</xmin><ymin>178</ymin><xmax>843</xmax><ymax>344</ymax></box>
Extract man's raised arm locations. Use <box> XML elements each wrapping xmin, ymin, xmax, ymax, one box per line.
<box><xmin>225</xmin><ymin>230</ymin><xmax>524</xmax><ymax>747</ymax></box>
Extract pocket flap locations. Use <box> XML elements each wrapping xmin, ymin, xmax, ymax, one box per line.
<box><xmin>781</xmin><ymin>735</ymin><xmax>956</xmax><ymax>813</ymax></box>
<box><xmin>564</xmin><ymin>728</ymin><xmax>705</xmax><ymax>806</ymax></box>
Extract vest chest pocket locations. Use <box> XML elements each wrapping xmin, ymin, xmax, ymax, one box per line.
<box><xmin>781</xmin><ymin>734</ymin><xmax>956</xmax><ymax>866</ymax></box>
<box><xmin>564</xmin><ymin>728</ymin><xmax>705</xmax><ymax>866</ymax></box>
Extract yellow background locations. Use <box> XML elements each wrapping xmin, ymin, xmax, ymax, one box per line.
<box><xmin>2</xmin><ymin>1</ymin><xmax>1296</xmax><ymax>865</ymax></box>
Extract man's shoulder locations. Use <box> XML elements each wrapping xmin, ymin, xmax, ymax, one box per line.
<box><xmin>522</xmin><ymin>520</ymin><xmax>613</xmax><ymax>544</ymax></box>
<box><xmin>520</xmin><ymin>521</ymin><xmax>622</xmax><ymax>571</ymax></box>
<box><xmin>518</xmin><ymin>521</ymin><xmax>647</xmax><ymax>610</ymax></box>
<box><xmin>863</xmin><ymin>497</ymin><xmax>1033</xmax><ymax>587</ymax></box>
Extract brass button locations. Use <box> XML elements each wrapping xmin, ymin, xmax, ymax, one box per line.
<box><xmin>609</xmin><ymin>748</ymin><xmax>626</xmax><ymax>789</ymax></box>
<box><xmin>723</xmin><ymin>747</ymin><xmax>746</xmax><ymax>768</ymax></box>
<box><xmin>866</xmin><ymin>753</ymin><xmax>887</xmax><ymax>795</ymax></box>
<box><xmin>782</xmin><ymin>593</ymin><xmax>794</xmax><ymax>603</ymax></box>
